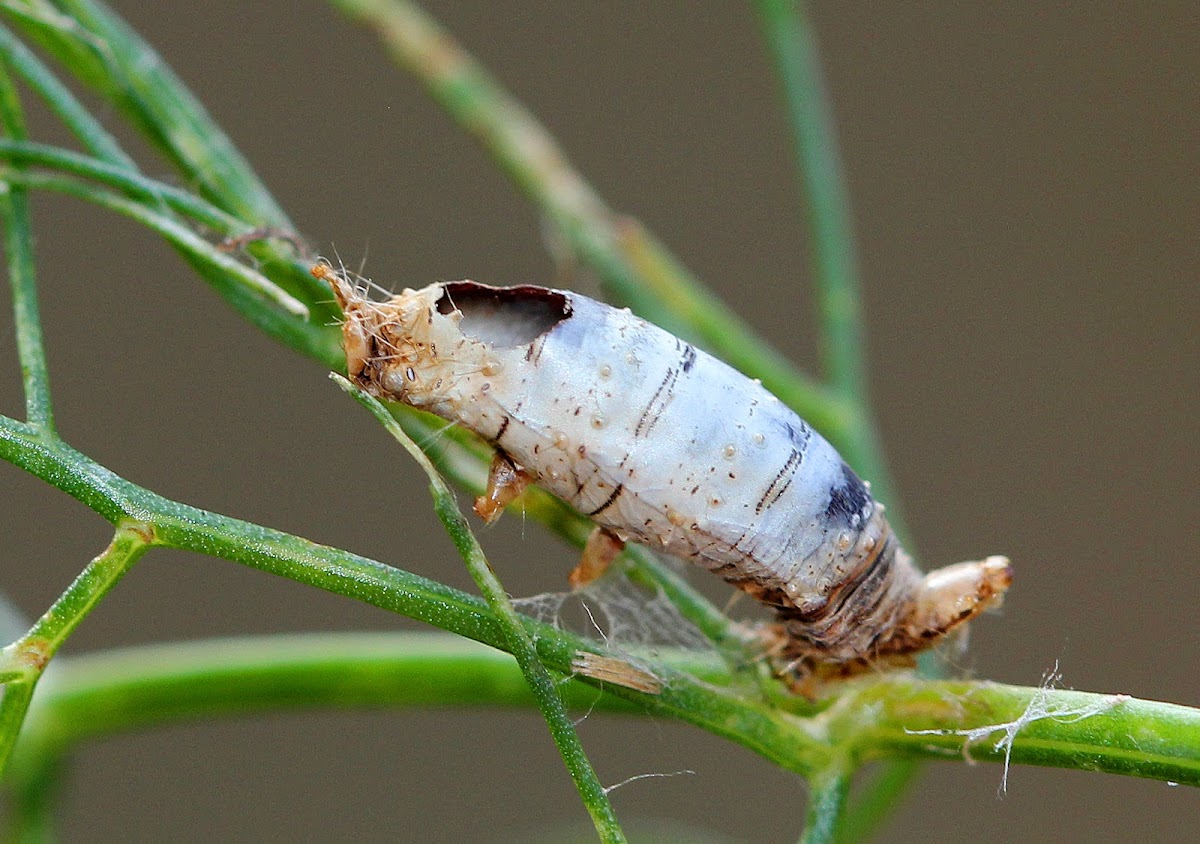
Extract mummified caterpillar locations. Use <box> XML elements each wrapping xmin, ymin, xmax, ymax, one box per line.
<box><xmin>317</xmin><ymin>263</ymin><xmax>1011</xmax><ymax>684</ymax></box>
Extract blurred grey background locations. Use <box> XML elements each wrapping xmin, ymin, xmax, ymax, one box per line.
<box><xmin>0</xmin><ymin>1</ymin><xmax>1196</xmax><ymax>841</ymax></box>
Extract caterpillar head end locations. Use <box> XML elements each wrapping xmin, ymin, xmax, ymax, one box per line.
<box><xmin>313</xmin><ymin>261</ymin><xmax>374</xmax><ymax>380</ymax></box>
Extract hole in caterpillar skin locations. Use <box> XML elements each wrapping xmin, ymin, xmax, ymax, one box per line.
<box><xmin>436</xmin><ymin>281</ymin><xmax>572</xmax><ymax>348</ymax></box>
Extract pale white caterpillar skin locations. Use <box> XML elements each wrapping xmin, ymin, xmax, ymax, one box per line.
<box><xmin>324</xmin><ymin>268</ymin><xmax>1011</xmax><ymax>673</ymax></box>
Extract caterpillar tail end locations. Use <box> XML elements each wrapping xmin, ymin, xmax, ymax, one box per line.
<box><xmin>907</xmin><ymin>555</ymin><xmax>1013</xmax><ymax>642</ymax></box>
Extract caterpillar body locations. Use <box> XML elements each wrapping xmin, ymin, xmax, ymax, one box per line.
<box><xmin>320</xmin><ymin>265</ymin><xmax>1011</xmax><ymax>681</ymax></box>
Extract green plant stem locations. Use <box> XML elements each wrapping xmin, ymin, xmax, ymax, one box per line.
<box><xmin>329</xmin><ymin>0</ymin><xmax>847</xmax><ymax>444</ymax></box>
<box><xmin>0</xmin><ymin>166</ymin><xmax>342</xmax><ymax>378</ymax></box>
<box><xmin>0</xmin><ymin>21</ymin><xmax>131</xmax><ymax>167</ymax></box>
<box><xmin>0</xmin><ymin>682</ymin><xmax>35</xmax><ymax>783</ymax></box>
<box><xmin>0</xmin><ymin>7</ymin><xmax>334</xmax><ymax>317</ymax></box>
<box><xmin>0</xmin><ymin>522</ymin><xmax>151</xmax><ymax>776</ymax></box>
<box><xmin>0</xmin><ymin>141</ymin><xmax>338</xmax><ymax>317</ymax></box>
<box><xmin>0</xmin><ymin>0</ymin><xmax>289</xmax><ymax>226</ymax></box>
<box><xmin>2</xmin><ymin>635</ymin><xmax>710</xmax><ymax>797</ymax></box>
<box><xmin>754</xmin><ymin>0</ymin><xmax>900</xmax><ymax>527</ymax></box>
<box><xmin>755</xmin><ymin>3</ymin><xmax>913</xmax><ymax>833</ymax></box>
<box><xmin>0</xmin><ymin>139</ymin><xmax>244</xmax><ymax>231</ymax></box>
<box><xmin>6</xmin><ymin>634</ymin><xmax>1196</xmax><ymax>816</ymax></box>
<box><xmin>756</xmin><ymin>0</ymin><xmax>861</xmax><ymax>402</ymax></box>
<box><xmin>0</xmin><ymin>413</ymin><xmax>828</xmax><ymax>777</ymax></box>
<box><xmin>338</xmin><ymin>377</ymin><xmax>627</xmax><ymax>841</ymax></box>
<box><xmin>19</xmin><ymin>634</ymin><xmax>682</xmax><ymax>750</ymax></box>
<box><xmin>6</xmin><ymin>750</ymin><xmax>59</xmax><ymax>841</ymax></box>
<box><xmin>0</xmin><ymin>53</ymin><xmax>53</xmax><ymax>431</ymax></box>
<box><xmin>800</xmin><ymin>768</ymin><xmax>850</xmax><ymax>844</ymax></box>
<box><xmin>834</xmin><ymin>759</ymin><xmax>919</xmax><ymax>844</ymax></box>
<box><xmin>0</xmin><ymin>523</ymin><xmax>153</xmax><ymax>683</ymax></box>
<box><xmin>0</xmin><ymin>168</ymin><xmax>307</xmax><ymax>317</ymax></box>
<box><xmin>830</xmin><ymin>678</ymin><xmax>1200</xmax><ymax>786</ymax></box>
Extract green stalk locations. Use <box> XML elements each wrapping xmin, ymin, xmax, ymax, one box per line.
<box><xmin>0</xmin><ymin>0</ymin><xmax>289</xmax><ymax>225</ymax></box>
<box><xmin>799</xmin><ymin>768</ymin><xmax>850</xmax><ymax>844</ymax></box>
<box><xmin>5</xmin><ymin>633</ymin><xmax>1194</xmax><ymax>809</ymax></box>
<box><xmin>754</xmin><ymin>2</ymin><xmax>914</xmax><ymax>834</ymax></box>
<box><xmin>0</xmin><ymin>21</ymin><xmax>131</xmax><ymax>167</ymax></box>
<box><xmin>3</xmin><ymin>633</ymin><xmax>662</xmax><ymax>841</ymax></box>
<box><xmin>833</xmin><ymin>760</ymin><xmax>919</xmax><ymax>844</ymax></box>
<box><xmin>834</xmin><ymin>678</ymin><xmax>1200</xmax><ymax>786</ymax></box>
<box><xmin>0</xmin><ymin>168</ymin><xmax>307</xmax><ymax>317</ymax></box>
<box><xmin>0</xmin><ymin>523</ymin><xmax>151</xmax><ymax>776</ymax></box>
<box><xmin>337</xmin><ymin>377</ymin><xmax>627</xmax><ymax>841</ymax></box>
<box><xmin>0</xmin><ymin>413</ymin><xmax>828</xmax><ymax>778</ymax></box>
<box><xmin>0</xmin><ymin>143</ymin><xmax>338</xmax><ymax>318</ymax></box>
<box><xmin>755</xmin><ymin>0</ymin><xmax>862</xmax><ymax>402</ymax></box>
<box><xmin>0</xmin><ymin>52</ymin><xmax>52</xmax><ymax>431</ymax></box>
<box><xmin>0</xmin><ymin>168</ymin><xmax>343</xmax><ymax>372</ymax></box>
<box><xmin>754</xmin><ymin>0</ymin><xmax>899</xmax><ymax>527</ymax></box>
<box><xmin>13</xmin><ymin>634</ymin><xmax>669</xmax><ymax>753</ymax></box>
<box><xmin>0</xmin><ymin>139</ymin><xmax>243</xmax><ymax>231</ymax></box>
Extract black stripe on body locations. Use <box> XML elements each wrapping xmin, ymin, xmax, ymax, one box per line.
<box><xmin>584</xmin><ymin>483</ymin><xmax>625</xmax><ymax>517</ymax></box>
<box><xmin>681</xmin><ymin>344</ymin><xmax>697</xmax><ymax>372</ymax></box>
<box><xmin>634</xmin><ymin>367</ymin><xmax>678</xmax><ymax>438</ymax></box>
<box><xmin>634</xmin><ymin>341</ymin><xmax>696</xmax><ymax>440</ymax></box>
<box><xmin>756</xmin><ymin>447</ymin><xmax>803</xmax><ymax>514</ymax></box>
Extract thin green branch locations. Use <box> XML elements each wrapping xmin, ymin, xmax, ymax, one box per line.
<box><xmin>754</xmin><ymin>3</ymin><xmax>914</xmax><ymax>829</ymax></box>
<box><xmin>0</xmin><ymin>139</ymin><xmax>243</xmax><ymax>230</ymax></box>
<box><xmin>0</xmin><ymin>168</ymin><xmax>307</xmax><ymax>317</ymax></box>
<box><xmin>829</xmin><ymin>677</ymin><xmax>1200</xmax><ymax>787</ymax></box>
<box><xmin>0</xmin><ymin>522</ymin><xmax>151</xmax><ymax>776</ymax></box>
<box><xmin>5</xmin><ymin>750</ymin><xmax>60</xmax><ymax>842</ymax></box>
<box><xmin>329</xmin><ymin>0</ymin><xmax>848</xmax><ymax>445</ymax></box>
<box><xmin>4</xmin><ymin>631</ymin><xmax>1195</xmax><ymax>828</ymax></box>
<box><xmin>834</xmin><ymin>759</ymin><xmax>919</xmax><ymax>844</ymax></box>
<box><xmin>0</xmin><ymin>57</ymin><xmax>53</xmax><ymax>431</ymax></box>
<box><xmin>0</xmin><ymin>682</ymin><xmax>35</xmax><ymax>783</ymax></box>
<box><xmin>754</xmin><ymin>0</ymin><xmax>901</xmax><ymax>526</ymax></box>
<box><xmin>799</xmin><ymin>768</ymin><xmax>850</xmax><ymax>844</ymax></box>
<box><xmin>337</xmin><ymin>376</ymin><xmax>626</xmax><ymax>841</ymax></box>
<box><xmin>15</xmin><ymin>634</ymin><xmax>675</xmax><ymax>753</ymax></box>
<box><xmin>0</xmin><ymin>0</ymin><xmax>289</xmax><ymax>226</ymax></box>
<box><xmin>0</xmin><ymin>140</ymin><xmax>343</xmax><ymax>324</ymax></box>
<box><xmin>0</xmin><ymin>523</ymin><xmax>152</xmax><ymax>683</ymax></box>
<box><xmin>756</xmin><ymin>0</ymin><xmax>862</xmax><ymax>402</ymax></box>
<box><xmin>0</xmin><ymin>412</ymin><xmax>826</xmax><ymax>777</ymax></box>
<box><xmin>0</xmin><ymin>634</ymin><xmax>708</xmax><ymax>800</ymax></box>
<box><xmin>0</xmin><ymin>186</ymin><xmax>52</xmax><ymax>429</ymax></box>
<box><xmin>0</xmin><ymin>21</ymin><xmax>131</xmax><ymax>167</ymax></box>
<box><xmin>2</xmin><ymin>634</ymin><xmax>647</xmax><ymax>841</ymax></box>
